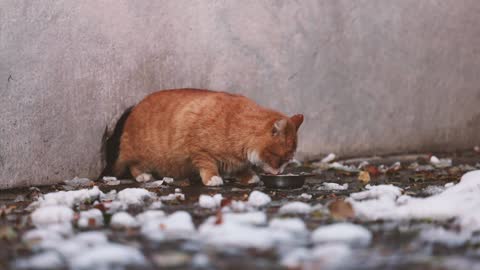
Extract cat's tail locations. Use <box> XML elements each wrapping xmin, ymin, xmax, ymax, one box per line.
<box><xmin>97</xmin><ymin>106</ymin><xmax>134</xmax><ymax>181</ymax></box>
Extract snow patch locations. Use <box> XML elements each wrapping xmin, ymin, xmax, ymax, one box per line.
<box><xmin>311</xmin><ymin>223</ymin><xmax>372</xmax><ymax>247</ymax></box>
<box><xmin>117</xmin><ymin>188</ymin><xmax>154</xmax><ymax>205</ymax></box>
<box><xmin>163</xmin><ymin>177</ymin><xmax>174</xmax><ymax>184</ymax></box>
<box><xmin>350</xmin><ymin>184</ymin><xmax>402</xmax><ymax>200</ymax></box>
<box><xmin>422</xmin><ymin>185</ymin><xmax>445</xmax><ymax>195</ymax></box>
<box><xmin>278</xmin><ymin>202</ymin><xmax>312</xmax><ymax>214</ymax></box>
<box><xmin>418</xmin><ymin>227</ymin><xmax>471</xmax><ymax>247</ymax></box>
<box><xmin>136</xmin><ymin>210</ymin><xmax>166</xmax><ymax>224</ymax></box>
<box><xmin>430</xmin><ymin>156</ymin><xmax>452</xmax><ymax>168</ymax></box>
<box><xmin>318</xmin><ymin>182</ymin><xmax>348</xmax><ymax>191</ymax></box>
<box><xmin>299</xmin><ymin>193</ymin><xmax>312</xmax><ymax>200</ymax></box>
<box><xmin>35</xmin><ymin>186</ymin><xmax>104</xmax><ymax>208</ymax></box>
<box><xmin>269</xmin><ymin>218</ymin><xmax>307</xmax><ymax>234</ymax></box>
<box><xmin>247</xmin><ymin>190</ymin><xmax>271</xmax><ymax>207</ymax></box>
<box><xmin>77</xmin><ymin>209</ymin><xmax>104</xmax><ymax>228</ymax></box>
<box><xmin>348</xmin><ymin>170</ymin><xmax>480</xmax><ymax>232</ymax></box>
<box><xmin>31</xmin><ymin>206</ymin><xmax>74</xmax><ymax>227</ymax></box>
<box><xmin>198</xmin><ymin>194</ymin><xmax>222</xmax><ymax>208</ymax></box>
<box><xmin>110</xmin><ymin>212</ymin><xmax>138</xmax><ymax>228</ymax></box>
<box><xmin>69</xmin><ymin>243</ymin><xmax>147</xmax><ymax>270</ymax></box>
<box><xmin>321</xmin><ymin>153</ymin><xmax>336</xmax><ymax>163</ymax></box>
<box><xmin>142</xmin><ymin>180</ymin><xmax>164</xmax><ymax>188</ymax></box>
<box><xmin>15</xmin><ymin>251</ymin><xmax>64</xmax><ymax>269</ymax></box>
<box><xmin>141</xmin><ymin>211</ymin><xmax>195</xmax><ymax>242</ymax></box>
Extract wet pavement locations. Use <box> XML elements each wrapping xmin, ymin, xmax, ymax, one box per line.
<box><xmin>1</xmin><ymin>151</ymin><xmax>480</xmax><ymax>270</ymax></box>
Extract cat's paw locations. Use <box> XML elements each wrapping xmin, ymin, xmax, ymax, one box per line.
<box><xmin>135</xmin><ymin>173</ymin><xmax>153</xmax><ymax>182</ymax></box>
<box><xmin>206</xmin><ymin>176</ymin><xmax>224</xmax><ymax>186</ymax></box>
<box><xmin>247</xmin><ymin>174</ymin><xmax>260</xmax><ymax>184</ymax></box>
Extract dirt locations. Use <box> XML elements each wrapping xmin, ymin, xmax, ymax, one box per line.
<box><xmin>0</xmin><ymin>151</ymin><xmax>479</xmax><ymax>270</ymax></box>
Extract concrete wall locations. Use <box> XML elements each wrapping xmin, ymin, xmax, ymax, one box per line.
<box><xmin>1</xmin><ymin>0</ymin><xmax>479</xmax><ymax>188</ymax></box>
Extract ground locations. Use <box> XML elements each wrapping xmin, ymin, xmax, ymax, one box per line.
<box><xmin>0</xmin><ymin>151</ymin><xmax>479</xmax><ymax>270</ymax></box>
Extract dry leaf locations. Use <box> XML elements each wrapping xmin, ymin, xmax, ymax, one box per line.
<box><xmin>0</xmin><ymin>205</ymin><xmax>16</xmax><ymax>217</ymax></box>
<box><xmin>0</xmin><ymin>226</ymin><xmax>17</xmax><ymax>241</ymax></box>
<box><xmin>214</xmin><ymin>210</ymin><xmax>223</xmax><ymax>225</ymax></box>
<box><xmin>328</xmin><ymin>199</ymin><xmax>355</xmax><ymax>220</ymax></box>
<box><xmin>88</xmin><ymin>218</ymin><xmax>97</xmax><ymax>228</ymax></box>
<box><xmin>220</xmin><ymin>198</ymin><xmax>232</xmax><ymax>208</ymax></box>
<box><xmin>358</xmin><ymin>171</ymin><xmax>371</xmax><ymax>183</ymax></box>
<box><xmin>364</xmin><ymin>165</ymin><xmax>380</xmax><ymax>176</ymax></box>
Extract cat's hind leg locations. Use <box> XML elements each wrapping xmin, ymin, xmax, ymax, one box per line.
<box><xmin>192</xmin><ymin>156</ymin><xmax>223</xmax><ymax>186</ymax></box>
<box><xmin>235</xmin><ymin>167</ymin><xmax>260</xmax><ymax>185</ymax></box>
<box><xmin>129</xmin><ymin>164</ymin><xmax>153</xmax><ymax>182</ymax></box>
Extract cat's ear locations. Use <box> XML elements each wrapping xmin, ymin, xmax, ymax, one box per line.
<box><xmin>290</xmin><ymin>114</ymin><xmax>304</xmax><ymax>131</ymax></box>
<box><xmin>272</xmin><ymin>119</ymin><xmax>287</xmax><ymax>136</ymax></box>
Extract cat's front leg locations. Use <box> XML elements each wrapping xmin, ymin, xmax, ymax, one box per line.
<box><xmin>235</xmin><ymin>167</ymin><xmax>260</xmax><ymax>185</ymax></box>
<box><xmin>192</xmin><ymin>156</ymin><xmax>224</xmax><ymax>186</ymax></box>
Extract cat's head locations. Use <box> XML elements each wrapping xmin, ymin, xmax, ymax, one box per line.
<box><xmin>248</xmin><ymin>114</ymin><xmax>304</xmax><ymax>174</ymax></box>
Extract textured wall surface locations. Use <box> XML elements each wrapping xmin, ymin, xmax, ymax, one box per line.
<box><xmin>1</xmin><ymin>1</ymin><xmax>479</xmax><ymax>188</ymax></box>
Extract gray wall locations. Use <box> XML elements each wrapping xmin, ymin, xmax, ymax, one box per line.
<box><xmin>1</xmin><ymin>0</ymin><xmax>479</xmax><ymax>189</ymax></box>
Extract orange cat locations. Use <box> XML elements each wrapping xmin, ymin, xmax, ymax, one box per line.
<box><xmin>102</xmin><ymin>89</ymin><xmax>303</xmax><ymax>186</ymax></box>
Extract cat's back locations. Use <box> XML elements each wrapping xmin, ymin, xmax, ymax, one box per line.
<box><xmin>131</xmin><ymin>89</ymin><xmax>257</xmax><ymax>124</ymax></box>
<box><xmin>123</xmin><ymin>89</ymin><xmax>258</xmax><ymax>142</ymax></box>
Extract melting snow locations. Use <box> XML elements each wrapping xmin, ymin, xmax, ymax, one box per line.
<box><xmin>269</xmin><ymin>218</ymin><xmax>307</xmax><ymax>234</ymax></box>
<box><xmin>15</xmin><ymin>251</ymin><xmax>64</xmax><ymax>269</ymax></box>
<box><xmin>311</xmin><ymin>223</ymin><xmax>372</xmax><ymax>247</ymax></box>
<box><xmin>248</xmin><ymin>190</ymin><xmax>271</xmax><ymax>207</ymax></box>
<box><xmin>117</xmin><ymin>188</ymin><xmax>154</xmax><ymax>205</ymax></box>
<box><xmin>418</xmin><ymin>227</ymin><xmax>472</xmax><ymax>247</ymax></box>
<box><xmin>198</xmin><ymin>215</ymin><xmax>295</xmax><ymax>250</ymax></box>
<box><xmin>318</xmin><ymin>182</ymin><xmax>348</xmax><ymax>191</ymax></box>
<box><xmin>136</xmin><ymin>210</ymin><xmax>166</xmax><ymax>223</ymax></box>
<box><xmin>35</xmin><ymin>186</ymin><xmax>103</xmax><ymax>208</ymax></box>
<box><xmin>223</xmin><ymin>211</ymin><xmax>268</xmax><ymax>225</ymax></box>
<box><xmin>198</xmin><ymin>194</ymin><xmax>223</xmax><ymax>208</ymax></box>
<box><xmin>309</xmin><ymin>244</ymin><xmax>353</xmax><ymax>269</ymax></box>
<box><xmin>299</xmin><ymin>193</ymin><xmax>312</xmax><ymax>200</ymax></box>
<box><xmin>142</xmin><ymin>180</ymin><xmax>164</xmax><ymax>188</ymax></box>
<box><xmin>422</xmin><ymin>185</ymin><xmax>445</xmax><ymax>195</ymax></box>
<box><xmin>159</xmin><ymin>192</ymin><xmax>185</xmax><ymax>201</ymax></box>
<box><xmin>31</xmin><ymin>205</ymin><xmax>74</xmax><ymax>227</ymax></box>
<box><xmin>141</xmin><ymin>211</ymin><xmax>195</xmax><ymax>242</ymax></box>
<box><xmin>349</xmin><ymin>170</ymin><xmax>480</xmax><ymax>232</ymax></box>
<box><xmin>278</xmin><ymin>202</ymin><xmax>312</xmax><ymax>214</ymax></box>
<box><xmin>321</xmin><ymin>153</ymin><xmax>336</xmax><ymax>163</ymax></box>
<box><xmin>163</xmin><ymin>177</ymin><xmax>174</xmax><ymax>184</ymax></box>
<box><xmin>64</xmin><ymin>177</ymin><xmax>94</xmax><ymax>188</ymax></box>
<box><xmin>430</xmin><ymin>156</ymin><xmax>452</xmax><ymax>168</ymax></box>
<box><xmin>350</xmin><ymin>184</ymin><xmax>402</xmax><ymax>200</ymax></box>
<box><xmin>17</xmin><ymin>229</ymin><xmax>146</xmax><ymax>270</ymax></box>
<box><xmin>327</xmin><ymin>162</ymin><xmax>359</xmax><ymax>172</ymax></box>
<box><xmin>281</xmin><ymin>244</ymin><xmax>353</xmax><ymax>269</ymax></box>
<box><xmin>110</xmin><ymin>212</ymin><xmax>139</xmax><ymax>228</ymax></box>
<box><xmin>77</xmin><ymin>208</ymin><xmax>104</xmax><ymax>228</ymax></box>
<box><xmin>69</xmin><ymin>243</ymin><xmax>147</xmax><ymax>270</ymax></box>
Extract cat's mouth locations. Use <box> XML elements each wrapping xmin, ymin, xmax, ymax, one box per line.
<box><xmin>261</xmin><ymin>162</ymin><xmax>289</xmax><ymax>175</ymax></box>
<box><xmin>262</xmin><ymin>165</ymin><xmax>281</xmax><ymax>175</ymax></box>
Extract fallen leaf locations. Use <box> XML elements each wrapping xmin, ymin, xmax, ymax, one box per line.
<box><xmin>0</xmin><ymin>226</ymin><xmax>17</xmax><ymax>241</ymax></box>
<box><xmin>0</xmin><ymin>205</ymin><xmax>16</xmax><ymax>217</ymax></box>
<box><xmin>220</xmin><ymin>198</ymin><xmax>232</xmax><ymax>208</ymax></box>
<box><xmin>358</xmin><ymin>171</ymin><xmax>371</xmax><ymax>183</ymax></box>
<box><xmin>214</xmin><ymin>210</ymin><xmax>223</xmax><ymax>225</ymax></box>
<box><xmin>93</xmin><ymin>203</ymin><xmax>107</xmax><ymax>212</ymax></box>
<box><xmin>328</xmin><ymin>199</ymin><xmax>355</xmax><ymax>220</ymax></box>
<box><xmin>386</xmin><ymin>162</ymin><xmax>401</xmax><ymax>173</ymax></box>
<box><xmin>364</xmin><ymin>165</ymin><xmax>380</xmax><ymax>176</ymax></box>
<box><xmin>409</xmin><ymin>174</ymin><xmax>425</xmax><ymax>182</ymax></box>
<box><xmin>88</xmin><ymin>218</ymin><xmax>96</xmax><ymax>228</ymax></box>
